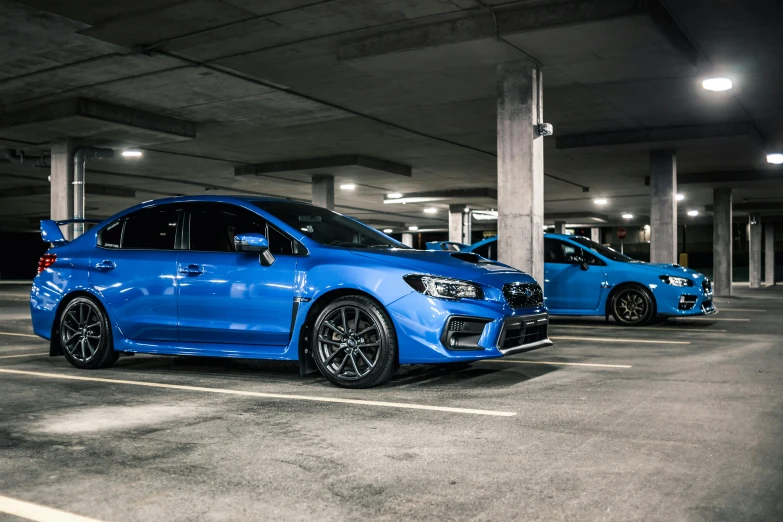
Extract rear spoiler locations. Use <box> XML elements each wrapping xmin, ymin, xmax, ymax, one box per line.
<box><xmin>40</xmin><ymin>219</ymin><xmax>102</xmax><ymax>245</ymax></box>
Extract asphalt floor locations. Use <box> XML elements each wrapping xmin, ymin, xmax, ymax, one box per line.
<box><xmin>1</xmin><ymin>283</ymin><xmax>782</xmax><ymax>521</ymax></box>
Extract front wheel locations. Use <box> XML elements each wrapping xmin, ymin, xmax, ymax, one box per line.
<box><xmin>311</xmin><ymin>296</ymin><xmax>398</xmax><ymax>388</ymax></box>
<box><xmin>610</xmin><ymin>285</ymin><xmax>655</xmax><ymax>326</ymax></box>
<box><xmin>59</xmin><ymin>297</ymin><xmax>118</xmax><ymax>369</ymax></box>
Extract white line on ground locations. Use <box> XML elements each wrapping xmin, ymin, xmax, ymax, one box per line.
<box><xmin>0</xmin><ymin>353</ymin><xmax>48</xmax><ymax>359</ymax></box>
<box><xmin>0</xmin><ymin>368</ymin><xmax>517</xmax><ymax>417</ymax></box>
<box><xmin>482</xmin><ymin>359</ymin><xmax>632</xmax><ymax>369</ymax></box>
<box><xmin>0</xmin><ymin>332</ymin><xmax>39</xmax><ymax>338</ymax></box>
<box><xmin>672</xmin><ymin>317</ymin><xmax>750</xmax><ymax>322</ymax></box>
<box><xmin>550</xmin><ymin>336</ymin><xmax>690</xmax><ymax>345</ymax></box>
<box><xmin>551</xmin><ymin>324</ymin><xmax>726</xmax><ymax>333</ymax></box>
<box><xmin>0</xmin><ymin>494</ymin><xmax>106</xmax><ymax>522</ymax></box>
<box><xmin>714</xmin><ymin>308</ymin><xmax>765</xmax><ymax>312</ymax></box>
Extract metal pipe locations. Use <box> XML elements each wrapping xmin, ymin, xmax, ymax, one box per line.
<box><xmin>72</xmin><ymin>147</ymin><xmax>114</xmax><ymax>237</ymax></box>
<box><xmin>3</xmin><ymin>149</ymin><xmax>50</xmax><ymax>167</ymax></box>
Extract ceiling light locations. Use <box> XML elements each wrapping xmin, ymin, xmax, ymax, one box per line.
<box><xmin>702</xmin><ymin>78</ymin><xmax>732</xmax><ymax>91</ymax></box>
<box><xmin>121</xmin><ymin>149</ymin><xmax>142</xmax><ymax>158</ymax></box>
<box><xmin>340</xmin><ymin>183</ymin><xmax>356</xmax><ymax>190</ymax></box>
<box><xmin>423</xmin><ymin>207</ymin><xmax>437</xmax><ymax>214</ymax></box>
<box><xmin>387</xmin><ymin>193</ymin><xmax>403</xmax><ymax>199</ymax></box>
<box><xmin>594</xmin><ymin>198</ymin><xmax>608</xmax><ymax>205</ymax></box>
<box><xmin>644</xmin><ymin>224</ymin><xmax>650</xmax><ymax>231</ymax></box>
<box><xmin>767</xmin><ymin>153</ymin><xmax>783</xmax><ymax>164</ymax></box>
<box><xmin>408</xmin><ymin>226</ymin><xmax>419</xmax><ymax>231</ymax></box>
<box><xmin>383</xmin><ymin>228</ymin><xmax>393</xmax><ymax>234</ymax></box>
<box><xmin>676</xmin><ymin>193</ymin><xmax>685</xmax><ymax>201</ymax></box>
<box><xmin>622</xmin><ymin>213</ymin><xmax>633</xmax><ymax>219</ymax></box>
<box><xmin>688</xmin><ymin>210</ymin><xmax>699</xmax><ymax>216</ymax></box>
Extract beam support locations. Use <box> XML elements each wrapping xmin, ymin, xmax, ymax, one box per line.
<box><xmin>649</xmin><ymin>150</ymin><xmax>677</xmax><ymax>264</ymax></box>
<box><xmin>497</xmin><ymin>62</ymin><xmax>544</xmax><ymax>283</ymax></box>
<box><xmin>449</xmin><ymin>205</ymin><xmax>463</xmax><ymax>244</ymax></box>
<box><xmin>591</xmin><ymin>227</ymin><xmax>601</xmax><ymax>243</ymax></box>
<box><xmin>712</xmin><ymin>188</ymin><xmax>732</xmax><ymax>297</ymax></box>
<box><xmin>765</xmin><ymin>223</ymin><xmax>775</xmax><ymax>286</ymax></box>
<box><xmin>463</xmin><ymin>211</ymin><xmax>473</xmax><ymax>244</ymax></box>
<box><xmin>49</xmin><ymin>137</ymin><xmax>75</xmax><ymax>241</ymax></box>
<box><xmin>311</xmin><ymin>175</ymin><xmax>334</xmax><ymax>210</ymax></box>
<box><xmin>749</xmin><ymin>217</ymin><xmax>762</xmax><ymax>289</ymax></box>
<box><xmin>553</xmin><ymin>221</ymin><xmax>566</xmax><ymax>234</ymax></box>
<box><xmin>401</xmin><ymin>233</ymin><xmax>414</xmax><ymax>248</ymax></box>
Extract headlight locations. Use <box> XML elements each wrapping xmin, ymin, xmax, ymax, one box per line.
<box><xmin>403</xmin><ymin>275</ymin><xmax>484</xmax><ymax>300</ymax></box>
<box><xmin>659</xmin><ymin>275</ymin><xmax>693</xmax><ymax>287</ymax></box>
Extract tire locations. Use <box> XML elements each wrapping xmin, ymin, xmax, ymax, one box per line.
<box><xmin>311</xmin><ymin>295</ymin><xmax>398</xmax><ymax>388</ymax></box>
<box><xmin>59</xmin><ymin>296</ymin><xmax>118</xmax><ymax>369</ymax></box>
<box><xmin>610</xmin><ymin>285</ymin><xmax>656</xmax><ymax>326</ymax></box>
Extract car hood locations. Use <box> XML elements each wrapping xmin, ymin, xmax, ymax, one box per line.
<box><xmin>627</xmin><ymin>261</ymin><xmax>707</xmax><ymax>280</ymax></box>
<box><xmin>350</xmin><ymin>248</ymin><xmax>538</xmax><ymax>287</ymax></box>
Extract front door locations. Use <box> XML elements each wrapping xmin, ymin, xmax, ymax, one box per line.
<box><xmin>176</xmin><ymin>203</ymin><xmax>298</xmax><ymax>346</ymax></box>
<box><xmin>544</xmin><ymin>238</ymin><xmax>605</xmax><ymax>312</ymax></box>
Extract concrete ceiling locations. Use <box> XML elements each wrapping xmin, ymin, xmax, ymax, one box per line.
<box><xmin>1</xmin><ymin>0</ymin><xmax>782</xmax><ymax>233</ymax></box>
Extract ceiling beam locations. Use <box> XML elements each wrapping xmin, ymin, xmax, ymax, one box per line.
<box><xmin>676</xmin><ymin>170</ymin><xmax>783</xmax><ymax>185</ymax></box>
<box><xmin>557</xmin><ymin>122</ymin><xmax>765</xmax><ymax>149</ymax></box>
<box><xmin>705</xmin><ymin>202</ymin><xmax>783</xmax><ymax>214</ymax></box>
<box><xmin>235</xmin><ymin>155</ymin><xmax>411</xmax><ymax>177</ymax></box>
<box><xmin>0</xmin><ymin>184</ymin><xmax>135</xmax><ymax>199</ymax></box>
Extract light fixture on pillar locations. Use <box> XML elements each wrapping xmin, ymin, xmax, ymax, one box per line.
<box><xmin>423</xmin><ymin>207</ymin><xmax>437</xmax><ymax>214</ymax></box>
<box><xmin>702</xmin><ymin>78</ymin><xmax>732</xmax><ymax>91</ymax></box>
<box><xmin>767</xmin><ymin>153</ymin><xmax>783</xmax><ymax>164</ymax></box>
<box><xmin>121</xmin><ymin>148</ymin><xmax>143</xmax><ymax>158</ymax></box>
<box><xmin>408</xmin><ymin>225</ymin><xmax>419</xmax><ymax>231</ymax></box>
<box><xmin>676</xmin><ymin>193</ymin><xmax>685</xmax><ymax>201</ymax></box>
<box><xmin>594</xmin><ymin>198</ymin><xmax>608</xmax><ymax>206</ymax></box>
<box><xmin>387</xmin><ymin>192</ymin><xmax>403</xmax><ymax>199</ymax></box>
<box><xmin>687</xmin><ymin>210</ymin><xmax>699</xmax><ymax>217</ymax></box>
<box><xmin>340</xmin><ymin>183</ymin><xmax>356</xmax><ymax>190</ymax></box>
<box><xmin>622</xmin><ymin>213</ymin><xmax>633</xmax><ymax>219</ymax></box>
<box><xmin>383</xmin><ymin>228</ymin><xmax>393</xmax><ymax>233</ymax></box>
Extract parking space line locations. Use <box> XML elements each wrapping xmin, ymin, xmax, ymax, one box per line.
<box><xmin>0</xmin><ymin>353</ymin><xmax>48</xmax><ymax>359</ymax></box>
<box><xmin>672</xmin><ymin>317</ymin><xmax>750</xmax><ymax>322</ymax></box>
<box><xmin>0</xmin><ymin>368</ymin><xmax>517</xmax><ymax>417</ymax></box>
<box><xmin>0</xmin><ymin>494</ymin><xmax>106</xmax><ymax>522</ymax></box>
<box><xmin>482</xmin><ymin>360</ymin><xmax>632</xmax><ymax>369</ymax></box>
<box><xmin>713</xmin><ymin>308</ymin><xmax>765</xmax><ymax>312</ymax></box>
<box><xmin>551</xmin><ymin>324</ymin><xmax>726</xmax><ymax>333</ymax></box>
<box><xmin>0</xmin><ymin>332</ymin><xmax>39</xmax><ymax>338</ymax></box>
<box><xmin>550</xmin><ymin>336</ymin><xmax>690</xmax><ymax>345</ymax></box>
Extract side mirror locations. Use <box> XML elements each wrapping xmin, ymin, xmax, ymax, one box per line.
<box><xmin>234</xmin><ymin>233</ymin><xmax>275</xmax><ymax>267</ymax></box>
<box><xmin>580</xmin><ymin>261</ymin><xmax>589</xmax><ymax>271</ymax></box>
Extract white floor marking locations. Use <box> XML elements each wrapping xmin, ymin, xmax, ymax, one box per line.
<box><xmin>551</xmin><ymin>324</ymin><xmax>726</xmax><ymax>333</ymax></box>
<box><xmin>713</xmin><ymin>308</ymin><xmax>765</xmax><ymax>312</ymax></box>
<box><xmin>0</xmin><ymin>495</ymin><xmax>106</xmax><ymax>522</ymax></box>
<box><xmin>0</xmin><ymin>353</ymin><xmax>48</xmax><ymax>359</ymax></box>
<box><xmin>0</xmin><ymin>332</ymin><xmax>39</xmax><ymax>338</ymax></box>
<box><xmin>673</xmin><ymin>317</ymin><xmax>750</xmax><ymax>322</ymax></box>
<box><xmin>550</xmin><ymin>336</ymin><xmax>690</xmax><ymax>345</ymax></box>
<box><xmin>483</xmin><ymin>360</ymin><xmax>632</xmax><ymax>369</ymax></box>
<box><xmin>0</xmin><ymin>368</ymin><xmax>516</xmax><ymax>417</ymax></box>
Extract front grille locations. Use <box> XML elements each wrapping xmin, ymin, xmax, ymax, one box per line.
<box><xmin>702</xmin><ymin>278</ymin><xmax>712</xmax><ymax>294</ymax></box>
<box><xmin>678</xmin><ymin>295</ymin><xmax>698</xmax><ymax>310</ymax></box>
<box><xmin>503</xmin><ymin>282</ymin><xmax>544</xmax><ymax>309</ymax></box>
<box><xmin>497</xmin><ymin>313</ymin><xmax>549</xmax><ymax>353</ymax></box>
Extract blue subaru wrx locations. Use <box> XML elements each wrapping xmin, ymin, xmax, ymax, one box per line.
<box><xmin>468</xmin><ymin>234</ymin><xmax>717</xmax><ymax>326</ymax></box>
<box><xmin>31</xmin><ymin>196</ymin><xmax>551</xmax><ymax>388</ymax></box>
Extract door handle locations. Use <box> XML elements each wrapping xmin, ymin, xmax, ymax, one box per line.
<box><xmin>179</xmin><ymin>264</ymin><xmax>204</xmax><ymax>275</ymax></box>
<box><xmin>93</xmin><ymin>260</ymin><xmax>116</xmax><ymax>271</ymax></box>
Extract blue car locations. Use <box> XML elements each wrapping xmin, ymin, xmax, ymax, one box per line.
<box><xmin>468</xmin><ymin>234</ymin><xmax>716</xmax><ymax>326</ymax></box>
<box><xmin>31</xmin><ymin>196</ymin><xmax>551</xmax><ymax>388</ymax></box>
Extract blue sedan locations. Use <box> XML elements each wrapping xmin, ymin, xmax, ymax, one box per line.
<box><xmin>31</xmin><ymin>196</ymin><xmax>551</xmax><ymax>388</ymax></box>
<box><xmin>468</xmin><ymin>234</ymin><xmax>716</xmax><ymax>326</ymax></box>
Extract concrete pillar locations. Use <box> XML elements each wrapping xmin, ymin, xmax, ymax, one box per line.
<box><xmin>50</xmin><ymin>137</ymin><xmax>75</xmax><ymax>240</ymax></box>
<box><xmin>649</xmin><ymin>150</ymin><xmax>677</xmax><ymax>264</ymax></box>
<box><xmin>401</xmin><ymin>233</ymin><xmax>413</xmax><ymax>248</ymax></box>
<box><xmin>591</xmin><ymin>227</ymin><xmax>601</xmax><ymax>243</ymax></box>
<box><xmin>497</xmin><ymin>62</ymin><xmax>544</xmax><ymax>283</ymax></box>
<box><xmin>766</xmin><ymin>223</ymin><xmax>775</xmax><ymax>286</ymax></box>
<box><xmin>553</xmin><ymin>221</ymin><xmax>566</xmax><ymax>234</ymax></box>
<box><xmin>463</xmin><ymin>210</ymin><xmax>472</xmax><ymax>244</ymax></box>
<box><xmin>449</xmin><ymin>205</ymin><xmax>463</xmax><ymax>244</ymax></box>
<box><xmin>713</xmin><ymin>188</ymin><xmax>732</xmax><ymax>297</ymax></box>
<box><xmin>311</xmin><ymin>174</ymin><xmax>334</xmax><ymax>210</ymax></box>
<box><xmin>749</xmin><ymin>217</ymin><xmax>762</xmax><ymax>288</ymax></box>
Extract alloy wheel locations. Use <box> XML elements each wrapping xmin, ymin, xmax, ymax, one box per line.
<box><xmin>615</xmin><ymin>290</ymin><xmax>647</xmax><ymax>323</ymax></box>
<box><xmin>60</xmin><ymin>301</ymin><xmax>103</xmax><ymax>363</ymax></box>
<box><xmin>316</xmin><ymin>305</ymin><xmax>382</xmax><ymax>381</ymax></box>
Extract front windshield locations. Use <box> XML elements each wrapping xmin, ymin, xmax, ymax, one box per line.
<box><xmin>253</xmin><ymin>201</ymin><xmax>405</xmax><ymax>249</ymax></box>
<box><xmin>571</xmin><ymin>236</ymin><xmax>634</xmax><ymax>262</ymax></box>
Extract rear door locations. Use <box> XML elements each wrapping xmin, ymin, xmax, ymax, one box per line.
<box><xmin>89</xmin><ymin>205</ymin><xmax>182</xmax><ymax>341</ymax></box>
<box><xmin>176</xmin><ymin>203</ymin><xmax>298</xmax><ymax>346</ymax></box>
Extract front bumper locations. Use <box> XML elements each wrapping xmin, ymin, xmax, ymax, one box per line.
<box><xmin>387</xmin><ymin>291</ymin><xmax>551</xmax><ymax>364</ymax></box>
<box><xmin>653</xmin><ymin>280</ymin><xmax>717</xmax><ymax>317</ymax></box>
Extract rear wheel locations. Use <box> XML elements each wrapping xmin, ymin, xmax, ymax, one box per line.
<box><xmin>312</xmin><ymin>296</ymin><xmax>398</xmax><ymax>388</ymax></box>
<box><xmin>59</xmin><ymin>297</ymin><xmax>118</xmax><ymax>369</ymax></box>
<box><xmin>610</xmin><ymin>285</ymin><xmax>655</xmax><ymax>326</ymax></box>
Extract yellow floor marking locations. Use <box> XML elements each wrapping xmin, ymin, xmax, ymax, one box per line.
<box><xmin>0</xmin><ymin>495</ymin><xmax>106</xmax><ymax>522</ymax></box>
<box><xmin>483</xmin><ymin>359</ymin><xmax>632</xmax><ymax>369</ymax></box>
<box><xmin>0</xmin><ymin>353</ymin><xmax>48</xmax><ymax>359</ymax></box>
<box><xmin>0</xmin><ymin>368</ymin><xmax>516</xmax><ymax>417</ymax></box>
<box><xmin>551</xmin><ymin>324</ymin><xmax>726</xmax><ymax>333</ymax></box>
<box><xmin>0</xmin><ymin>332</ymin><xmax>39</xmax><ymax>338</ymax></box>
<box><xmin>550</xmin><ymin>336</ymin><xmax>690</xmax><ymax>345</ymax></box>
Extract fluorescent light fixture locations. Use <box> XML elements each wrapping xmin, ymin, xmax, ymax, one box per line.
<box><xmin>121</xmin><ymin>149</ymin><xmax>142</xmax><ymax>158</ymax></box>
<box><xmin>384</xmin><ymin>196</ymin><xmax>448</xmax><ymax>205</ymax></box>
<box><xmin>688</xmin><ymin>210</ymin><xmax>699</xmax><ymax>216</ymax></box>
<box><xmin>702</xmin><ymin>78</ymin><xmax>732</xmax><ymax>91</ymax></box>
<box><xmin>767</xmin><ymin>153</ymin><xmax>783</xmax><ymax>164</ymax></box>
<box><xmin>423</xmin><ymin>207</ymin><xmax>437</xmax><ymax>214</ymax></box>
<box><xmin>594</xmin><ymin>198</ymin><xmax>608</xmax><ymax>205</ymax></box>
<box><xmin>383</xmin><ymin>228</ymin><xmax>393</xmax><ymax>233</ymax></box>
<box><xmin>676</xmin><ymin>193</ymin><xmax>685</xmax><ymax>201</ymax></box>
<box><xmin>622</xmin><ymin>213</ymin><xmax>633</xmax><ymax>219</ymax></box>
<box><xmin>472</xmin><ymin>210</ymin><xmax>498</xmax><ymax>221</ymax></box>
<box><xmin>340</xmin><ymin>183</ymin><xmax>356</xmax><ymax>190</ymax></box>
<box><xmin>387</xmin><ymin>193</ymin><xmax>403</xmax><ymax>199</ymax></box>
<box><xmin>644</xmin><ymin>224</ymin><xmax>650</xmax><ymax>231</ymax></box>
<box><xmin>408</xmin><ymin>226</ymin><xmax>419</xmax><ymax>231</ymax></box>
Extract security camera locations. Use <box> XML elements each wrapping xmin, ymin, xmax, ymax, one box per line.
<box><xmin>537</xmin><ymin>123</ymin><xmax>554</xmax><ymax>137</ymax></box>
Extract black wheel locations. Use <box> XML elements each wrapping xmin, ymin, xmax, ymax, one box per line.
<box><xmin>610</xmin><ymin>285</ymin><xmax>655</xmax><ymax>326</ymax></box>
<box><xmin>311</xmin><ymin>296</ymin><xmax>398</xmax><ymax>388</ymax></box>
<box><xmin>59</xmin><ymin>297</ymin><xmax>118</xmax><ymax>369</ymax></box>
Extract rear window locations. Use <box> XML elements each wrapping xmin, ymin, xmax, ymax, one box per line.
<box><xmin>97</xmin><ymin>219</ymin><xmax>123</xmax><ymax>249</ymax></box>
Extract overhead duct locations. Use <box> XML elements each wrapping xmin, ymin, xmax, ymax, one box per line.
<box><xmin>2</xmin><ymin>149</ymin><xmax>50</xmax><ymax>168</ymax></box>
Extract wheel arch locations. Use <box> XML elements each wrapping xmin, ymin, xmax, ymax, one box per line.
<box><xmin>605</xmin><ymin>281</ymin><xmax>658</xmax><ymax>318</ymax></box>
<box><xmin>49</xmin><ymin>289</ymin><xmax>112</xmax><ymax>356</ymax></box>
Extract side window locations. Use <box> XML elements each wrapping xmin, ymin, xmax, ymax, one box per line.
<box><xmin>122</xmin><ymin>207</ymin><xmax>179</xmax><ymax>250</ymax></box>
<box><xmin>544</xmin><ymin>238</ymin><xmax>565</xmax><ymax>263</ymax></box>
<box><xmin>583</xmin><ymin>250</ymin><xmax>604</xmax><ymax>266</ymax></box>
<box><xmin>188</xmin><ymin>204</ymin><xmax>294</xmax><ymax>255</ymax></box>
<box><xmin>266</xmin><ymin>225</ymin><xmax>294</xmax><ymax>255</ymax></box>
<box><xmin>98</xmin><ymin>219</ymin><xmax>124</xmax><ymax>249</ymax></box>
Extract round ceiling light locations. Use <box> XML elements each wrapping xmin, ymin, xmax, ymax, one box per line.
<box><xmin>622</xmin><ymin>213</ymin><xmax>633</xmax><ymax>219</ymax></box>
<box><xmin>767</xmin><ymin>153</ymin><xmax>783</xmax><ymax>164</ymax></box>
<box><xmin>687</xmin><ymin>210</ymin><xmax>699</xmax><ymax>216</ymax></box>
<box><xmin>387</xmin><ymin>193</ymin><xmax>403</xmax><ymax>199</ymax></box>
<box><xmin>594</xmin><ymin>198</ymin><xmax>608</xmax><ymax>205</ymax></box>
<box><xmin>340</xmin><ymin>183</ymin><xmax>356</xmax><ymax>190</ymax></box>
<box><xmin>408</xmin><ymin>225</ymin><xmax>419</xmax><ymax>231</ymax></box>
<box><xmin>423</xmin><ymin>207</ymin><xmax>437</xmax><ymax>214</ymax></box>
<box><xmin>702</xmin><ymin>78</ymin><xmax>732</xmax><ymax>91</ymax></box>
<box><xmin>676</xmin><ymin>193</ymin><xmax>685</xmax><ymax>201</ymax></box>
<box><xmin>383</xmin><ymin>228</ymin><xmax>393</xmax><ymax>233</ymax></box>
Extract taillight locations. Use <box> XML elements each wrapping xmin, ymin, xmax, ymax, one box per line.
<box><xmin>37</xmin><ymin>254</ymin><xmax>57</xmax><ymax>275</ymax></box>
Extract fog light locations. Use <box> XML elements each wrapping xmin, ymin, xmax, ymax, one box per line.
<box><xmin>449</xmin><ymin>337</ymin><xmax>457</xmax><ymax>348</ymax></box>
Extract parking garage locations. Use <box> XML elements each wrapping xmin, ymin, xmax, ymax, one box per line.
<box><xmin>1</xmin><ymin>0</ymin><xmax>782</xmax><ymax>520</ymax></box>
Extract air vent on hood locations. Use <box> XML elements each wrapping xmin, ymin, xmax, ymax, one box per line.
<box><xmin>450</xmin><ymin>253</ymin><xmax>486</xmax><ymax>264</ymax></box>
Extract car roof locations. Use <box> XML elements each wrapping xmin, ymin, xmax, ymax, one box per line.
<box><xmin>469</xmin><ymin>233</ymin><xmax>586</xmax><ymax>250</ymax></box>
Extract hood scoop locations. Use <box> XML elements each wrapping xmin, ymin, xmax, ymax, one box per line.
<box><xmin>450</xmin><ymin>252</ymin><xmax>486</xmax><ymax>264</ymax></box>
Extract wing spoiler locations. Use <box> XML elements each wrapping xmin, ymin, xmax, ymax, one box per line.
<box><xmin>40</xmin><ymin>219</ymin><xmax>102</xmax><ymax>245</ymax></box>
